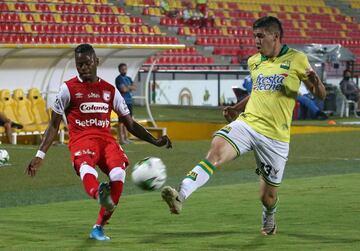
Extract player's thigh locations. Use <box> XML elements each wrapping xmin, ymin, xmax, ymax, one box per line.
<box><xmin>254</xmin><ymin>136</ymin><xmax>289</xmax><ymax>187</ymax></box>
<box><xmin>98</xmin><ymin>140</ymin><xmax>129</xmax><ymax>175</ymax></box>
<box><xmin>206</xmin><ymin>136</ymin><xmax>237</xmax><ymax>166</ymax></box>
<box><xmin>210</xmin><ymin>120</ymin><xmax>254</xmax><ymax>166</ymax></box>
<box><xmin>69</xmin><ymin>138</ymin><xmax>101</xmax><ymax>175</ymax></box>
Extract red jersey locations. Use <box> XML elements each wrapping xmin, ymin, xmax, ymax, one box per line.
<box><xmin>52</xmin><ymin>76</ymin><xmax>129</xmax><ymax>145</ymax></box>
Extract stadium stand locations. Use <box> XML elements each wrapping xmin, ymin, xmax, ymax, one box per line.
<box><xmin>125</xmin><ymin>0</ymin><xmax>359</xmax><ymax>70</ymax></box>
<box><xmin>0</xmin><ymin>0</ymin><xmax>178</xmax><ymax>45</ymax></box>
<box><xmin>0</xmin><ymin>88</ymin><xmax>64</xmax><ymax>144</ymax></box>
<box><xmin>1</xmin><ymin>0</ymin><xmax>358</xmax><ymax>70</ymax></box>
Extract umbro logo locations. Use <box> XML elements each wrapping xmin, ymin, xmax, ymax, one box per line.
<box><xmin>75</xmin><ymin>92</ymin><xmax>83</xmax><ymax>98</ymax></box>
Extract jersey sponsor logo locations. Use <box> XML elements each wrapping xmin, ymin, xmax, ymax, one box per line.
<box><xmin>74</xmin><ymin>149</ymin><xmax>96</xmax><ymax>156</ymax></box>
<box><xmin>79</xmin><ymin>102</ymin><xmax>109</xmax><ymax>113</ymax></box>
<box><xmin>75</xmin><ymin>118</ymin><xmax>110</xmax><ymax>128</ymax></box>
<box><xmin>88</xmin><ymin>92</ymin><xmax>100</xmax><ymax>98</ymax></box>
<box><xmin>253</xmin><ymin>73</ymin><xmax>288</xmax><ymax>92</ymax></box>
<box><xmin>103</xmin><ymin>91</ymin><xmax>111</xmax><ymax>102</ymax></box>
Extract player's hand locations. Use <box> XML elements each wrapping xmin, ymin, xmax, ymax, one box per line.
<box><xmin>26</xmin><ymin>157</ymin><xmax>43</xmax><ymax>177</ymax></box>
<box><xmin>306</xmin><ymin>69</ymin><xmax>320</xmax><ymax>86</ymax></box>
<box><xmin>154</xmin><ymin>135</ymin><xmax>172</xmax><ymax>149</ymax></box>
<box><xmin>223</xmin><ymin>106</ymin><xmax>239</xmax><ymax>123</ymax></box>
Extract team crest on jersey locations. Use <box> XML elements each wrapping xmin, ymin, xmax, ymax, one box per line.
<box><xmin>280</xmin><ymin>60</ymin><xmax>290</xmax><ymax>70</ymax></box>
<box><xmin>102</xmin><ymin>91</ymin><xmax>111</xmax><ymax>102</ymax></box>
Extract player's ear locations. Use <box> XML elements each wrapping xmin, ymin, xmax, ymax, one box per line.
<box><xmin>273</xmin><ymin>31</ymin><xmax>279</xmax><ymax>41</ymax></box>
<box><xmin>95</xmin><ymin>57</ymin><xmax>99</xmax><ymax>66</ymax></box>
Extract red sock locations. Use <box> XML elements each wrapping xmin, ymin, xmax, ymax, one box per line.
<box><xmin>82</xmin><ymin>173</ymin><xmax>99</xmax><ymax>199</ymax></box>
<box><xmin>95</xmin><ymin>181</ymin><xmax>124</xmax><ymax>226</ymax></box>
<box><xmin>110</xmin><ymin>181</ymin><xmax>123</xmax><ymax>205</ymax></box>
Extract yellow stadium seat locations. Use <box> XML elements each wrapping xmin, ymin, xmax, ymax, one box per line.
<box><xmin>12</xmin><ymin>89</ymin><xmax>45</xmax><ymax>132</ymax></box>
<box><xmin>0</xmin><ymin>97</ymin><xmax>4</xmax><ymax>112</ymax></box>
<box><xmin>27</xmin><ymin>88</ymin><xmax>49</xmax><ymax>125</ymax></box>
<box><xmin>0</xmin><ymin>89</ymin><xmax>17</xmax><ymax>122</ymax></box>
<box><xmin>118</xmin><ymin>15</ymin><xmax>131</xmax><ymax>25</ymax></box>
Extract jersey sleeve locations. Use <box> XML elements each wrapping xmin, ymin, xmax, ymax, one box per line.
<box><xmin>113</xmin><ymin>88</ymin><xmax>130</xmax><ymax>117</ymax></box>
<box><xmin>295</xmin><ymin>52</ymin><xmax>311</xmax><ymax>82</ymax></box>
<box><xmin>51</xmin><ymin>83</ymin><xmax>70</xmax><ymax>115</ymax></box>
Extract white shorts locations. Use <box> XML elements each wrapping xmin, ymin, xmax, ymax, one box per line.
<box><xmin>214</xmin><ymin>120</ymin><xmax>289</xmax><ymax>187</ymax></box>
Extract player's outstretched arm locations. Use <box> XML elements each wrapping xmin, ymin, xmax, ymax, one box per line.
<box><xmin>304</xmin><ymin>69</ymin><xmax>326</xmax><ymax>100</ymax></box>
<box><xmin>120</xmin><ymin>115</ymin><xmax>172</xmax><ymax>149</ymax></box>
<box><xmin>26</xmin><ymin>111</ymin><xmax>63</xmax><ymax>177</ymax></box>
<box><xmin>223</xmin><ymin>95</ymin><xmax>250</xmax><ymax>123</ymax></box>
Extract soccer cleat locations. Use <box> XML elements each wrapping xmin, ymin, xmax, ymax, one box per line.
<box><xmin>261</xmin><ymin>211</ymin><xmax>277</xmax><ymax>235</ymax></box>
<box><xmin>98</xmin><ymin>182</ymin><xmax>115</xmax><ymax>212</ymax></box>
<box><xmin>89</xmin><ymin>225</ymin><xmax>110</xmax><ymax>241</ymax></box>
<box><xmin>161</xmin><ymin>186</ymin><xmax>182</xmax><ymax>214</ymax></box>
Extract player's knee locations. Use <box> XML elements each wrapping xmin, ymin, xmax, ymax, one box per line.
<box><xmin>79</xmin><ymin>164</ymin><xmax>98</xmax><ymax>180</ymax></box>
<box><xmin>109</xmin><ymin>167</ymin><xmax>126</xmax><ymax>182</ymax></box>
<box><xmin>260</xmin><ymin>192</ymin><xmax>277</xmax><ymax>208</ymax></box>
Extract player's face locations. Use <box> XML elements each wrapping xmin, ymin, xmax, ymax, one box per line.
<box><xmin>253</xmin><ymin>27</ymin><xmax>278</xmax><ymax>58</ymax></box>
<box><xmin>75</xmin><ymin>52</ymin><xmax>99</xmax><ymax>83</ymax></box>
<box><xmin>119</xmin><ymin>65</ymin><xmax>127</xmax><ymax>75</ymax></box>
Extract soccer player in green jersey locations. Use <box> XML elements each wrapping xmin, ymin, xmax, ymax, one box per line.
<box><xmin>161</xmin><ymin>16</ymin><xmax>326</xmax><ymax>235</ymax></box>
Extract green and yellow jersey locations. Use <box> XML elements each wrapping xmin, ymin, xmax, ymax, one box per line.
<box><xmin>239</xmin><ymin>45</ymin><xmax>310</xmax><ymax>143</ymax></box>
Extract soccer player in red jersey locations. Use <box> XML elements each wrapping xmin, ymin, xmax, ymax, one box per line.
<box><xmin>26</xmin><ymin>44</ymin><xmax>172</xmax><ymax>241</ymax></box>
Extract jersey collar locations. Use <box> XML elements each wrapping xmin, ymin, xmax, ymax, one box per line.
<box><xmin>77</xmin><ymin>76</ymin><xmax>101</xmax><ymax>83</ymax></box>
<box><xmin>260</xmin><ymin>44</ymin><xmax>289</xmax><ymax>62</ymax></box>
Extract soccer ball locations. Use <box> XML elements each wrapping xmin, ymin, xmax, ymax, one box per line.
<box><xmin>0</xmin><ymin>149</ymin><xmax>9</xmax><ymax>165</ymax></box>
<box><xmin>131</xmin><ymin>157</ymin><xmax>167</xmax><ymax>191</ymax></box>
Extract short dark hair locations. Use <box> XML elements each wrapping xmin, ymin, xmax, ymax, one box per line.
<box><xmin>253</xmin><ymin>16</ymin><xmax>283</xmax><ymax>40</ymax></box>
<box><xmin>118</xmin><ymin>63</ymin><xmax>127</xmax><ymax>69</ymax></box>
<box><xmin>343</xmin><ymin>69</ymin><xmax>351</xmax><ymax>76</ymax></box>
<box><xmin>75</xmin><ymin>44</ymin><xmax>95</xmax><ymax>54</ymax></box>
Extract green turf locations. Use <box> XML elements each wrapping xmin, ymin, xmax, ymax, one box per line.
<box><xmin>0</xmin><ymin>173</ymin><xmax>359</xmax><ymax>251</ymax></box>
<box><xmin>0</xmin><ymin>131</ymin><xmax>360</xmax><ymax>250</ymax></box>
<box><xmin>133</xmin><ymin>105</ymin><xmax>360</xmax><ymax>126</ymax></box>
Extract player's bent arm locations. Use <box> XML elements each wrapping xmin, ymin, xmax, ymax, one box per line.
<box><xmin>120</xmin><ymin>114</ymin><xmax>172</xmax><ymax>148</ymax></box>
<box><xmin>38</xmin><ymin>111</ymin><xmax>63</xmax><ymax>154</ymax></box>
<box><xmin>223</xmin><ymin>95</ymin><xmax>250</xmax><ymax>123</ymax></box>
<box><xmin>119</xmin><ymin>84</ymin><xmax>130</xmax><ymax>93</ymax></box>
<box><xmin>233</xmin><ymin>95</ymin><xmax>250</xmax><ymax>112</ymax></box>
<box><xmin>26</xmin><ymin>111</ymin><xmax>62</xmax><ymax>177</ymax></box>
<box><xmin>303</xmin><ymin>71</ymin><xmax>327</xmax><ymax>100</ymax></box>
<box><xmin>26</xmin><ymin>111</ymin><xmax>62</xmax><ymax>176</ymax></box>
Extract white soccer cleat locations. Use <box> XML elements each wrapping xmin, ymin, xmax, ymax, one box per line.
<box><xmin>161</xmin><ymin>186</ymin><xmax>182</xmax><ymax>214</ymax></box>
<box><xmin>261</xmin><ymin>211</ymin><xmax>277</xmax><ymax>235</ymax></box>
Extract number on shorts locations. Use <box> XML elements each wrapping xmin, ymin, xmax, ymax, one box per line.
<box><xmin>261</xmin><ymin>162</ymin><xmax>272</xmax><ymax>176</ymax></box>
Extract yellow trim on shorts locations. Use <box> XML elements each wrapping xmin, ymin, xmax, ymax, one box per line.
<box><xmin>260</xmin><ymin>174</ymin><xmax>281</xmax><ymax>187</ymax></box>
<box><xmin>214</xmin><ymin>132</ymin><xmax>240</xmax><ymax>156</ymax></box>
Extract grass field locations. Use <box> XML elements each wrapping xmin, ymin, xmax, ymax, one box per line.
<box><xmin>1</xmin><ymin>130</ymin><xmax>360</xmax><ymax>250</ymax></box>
